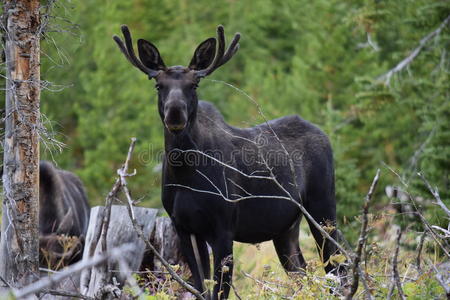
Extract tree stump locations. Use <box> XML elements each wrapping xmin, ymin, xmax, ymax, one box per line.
<box><xmin>80</xmin><ymin>205</ymin><xmax>157</xmax><ymax>297</ymax></box>
<box><xmin>150</xmin><ymin>217</ymin><xmax>186</xmax><ymax>272</ymax></box>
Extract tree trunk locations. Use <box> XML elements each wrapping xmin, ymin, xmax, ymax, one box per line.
<box><xmin>0</xmin><ymin>0</ymin><xmax>41</xmax><ymax>287</ymax></box>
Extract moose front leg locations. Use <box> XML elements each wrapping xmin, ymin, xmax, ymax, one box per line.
<box><xmin>176</xmin><ymin>228</ymin><xmax>211</xmax><ymax>299</ymax></box>
<box><xmin>210</xmin><ymin>237</ymin><xmax>234</xmax><ymax>300</ymax></box>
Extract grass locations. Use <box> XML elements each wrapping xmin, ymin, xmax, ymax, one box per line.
<box><xmin>231</xmin><ymin>223</ymin><xmax>318</xmax><ymax>299</ymax></box>
<box><xmin>132</xmin><ymin>215</ymin><xmax>447</xmax><ymax>299</ymax></box>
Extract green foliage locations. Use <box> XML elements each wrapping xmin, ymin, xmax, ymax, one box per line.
<box><xmin>403</xmin><ymin>275</ymin><xmax>445</xmax><ymax>300</ymax></box>
<box><xmin>37</xmin><ymin>0</ymin><xmax>449</xmax><ymax>240</ymax></box>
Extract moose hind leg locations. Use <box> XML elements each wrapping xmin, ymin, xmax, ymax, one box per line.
<box><xmin>273</xmin><ymin>218</ymin><xmax>307</xmax><ymax>274</ymax></box>
<box><xmin>210</xmin><ymin>236</ymin><xmax>233</xmax><ymax>300</ymax></box>
<box><xmin>305</xmin><ymin>191</ymin><xmax>339</xmax><ymax>274</ymax></box>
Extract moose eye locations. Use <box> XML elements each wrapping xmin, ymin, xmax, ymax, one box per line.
<box><xmin>155</xmin><ymin>84</ymin><xmax>162</xmax><ymax>90</ymax></box>
<box><xmin>192</xmin><ymin>83</ymin><xmax>199</xmax><ymax>90</ymax></box>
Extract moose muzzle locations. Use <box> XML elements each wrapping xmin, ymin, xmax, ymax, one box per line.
<box><xmin>164</xmin><ymin>97</ymin><xmax>188</xmax><ymax>133</ymax></box>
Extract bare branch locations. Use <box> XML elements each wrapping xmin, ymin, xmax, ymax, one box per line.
<box><xmin>429</xmin><ymin>259</ymin><xmax>450</xmax><ymax>297</ymax></box>
<box><xmin>387</xmin><ymin>229</ymin><xmax>405</xmax><ymax>300</ymax></box>
<box><xmin>416</xmin><ymin>211</ymin><xmax>450</xmax><ymax>258</ymax></box>
<box><xmin>0</xmin><ymin>275</ymin><xmax>10</xmax><ymax>288</ymax></box>
<box><xmin>166</xmin><ymin>183</ymin><xmax>292</xmax><ymax>203</ymax></box>
<box><xmin>230</xmin><ymin>281</ymin><xmax>243</xmax><ymax>300</ymax></box>
<box><xmin>117</xmin><ymin>257</ymin><xmax>143</xmax><ymax>298</ymax></box>
<box><xmin>378</xmin><ymin>14</ymin><xmax>450</xmax><ymax>85</ymax></box>
<box><xmin>347</xmin><ymin>169</ymin><xmax>380</xmax><ymax>300</ymax></box>
<box><xmin>242</xmin><ymin>271</ymin><xmax>289</xmax><ymax>297</ymax></box>
<box><xmin>431</xmin><ymin>225</ymin><xmax>450</xmax><ymax>239</ymax></box>
<box><xmin>175</xmin><ymin>148</ymin><xmax>274</xmax><ymax>181</ymax></box>
<box><xmin>405</xmin><ymin>128</ymin><xmax>435</xmax><ymax>183</ymax></box>
<box><xmin>415</xmin><ymin>230</ymin><xmax>427</xmax><ymax>274</ymax></box>
<box><xmin>418</xmin><ymin>172</ymin><xmax>450</xmax><ymax>218</ymax></box>
<box><xmin>11</xmin><ymin>244</ymin><xmax>135</xmax><ymax>299</ymax></box>
<box><xmin>357</xmin><ymin>33</ymin><xmax>380</xmax><ymax>52</ymax></box>
<box><xmin>383</xmin><ymin>166</ymin><xmax>450</xmax><ymax>259</ymax></box>
<box><xmin>80</xmin><ymin>155</ymin><xmax>126</xmax><ymax>294</ymax></box>
<box><xmin>39</xmin><ymin>289</ymin><xmax>95</xmax><ymax>300</ymax></box>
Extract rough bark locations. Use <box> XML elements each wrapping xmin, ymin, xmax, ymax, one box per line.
<box><xmin>149</xmin><ymin>217</ymin><xmax>187</xmax><ymax>272</ymax></box>
<box><xmin>80</xmin><ymin>205</ymin><xmax>157</xmax><ymax>297</ymax></box>
<box><xmin>0</xmin><ymin>0</ymin><xmax>41</xmax><ymax>287</ymax></box>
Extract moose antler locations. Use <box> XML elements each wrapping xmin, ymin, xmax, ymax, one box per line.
<box><xmin>195</xmin><ymin>25</ymin><xmax>241</xmax><ymax>78</ymax></box>
<box><xmin>113</xmin><ymin>25</ymin><xmax>160</xmax><ymax>78</ymax></box>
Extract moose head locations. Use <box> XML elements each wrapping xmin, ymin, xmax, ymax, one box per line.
<box><xmin>113</xmin><ymin>25</ymin><xmax>240</xmax><ymax>135</ymax></box>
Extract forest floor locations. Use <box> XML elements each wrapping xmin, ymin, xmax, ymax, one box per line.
<box><xmin>230</xmin><ymin>223</ymin><xmax>446</xmax><ymax>299</ymax></box>
<box><xmin>142</xmin><ymin>219</ymin><xmax>447</xmax><ymax>299</ymax></box>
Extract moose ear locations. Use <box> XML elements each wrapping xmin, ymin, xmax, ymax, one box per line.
<box><xmin>189</xmin><ymin>38</ymin><xmax>216</xmax><ymax>70</ymax></box>
<box><xmin>138</xmin><ymin>39</ymin><xmax>166</xmax><ymax>70</ymax></box>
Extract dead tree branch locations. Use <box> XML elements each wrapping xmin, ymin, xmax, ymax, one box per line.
<box><xmin>79</xmin><ymin>159</ymin><xmax>123</xmax><ymax>295</ymax></box>
<box><xmin>80</xmin><ymin>138</ymin><xmax>155</xmax><ymax>297</ymax></box>
<box><xmin>117</xmin><ymin>257</ymin><xmax>143</xmax><ymax>298</ymax></box>
<box><xmin>378</xmin><ymin>14</ymin><xmax>450</xmax><ymax>85</ymax></box>
<box><xmin>393</xmin><ymin>229</ymin><xmax>405</xmax><ymax>300</ymax></box>
<box><xmin>429</xmin><ymin>259</ymin><xmax>450</xmax><ymax>298</ymax></box>
<box><xmin>40</xmin><ymin>289</ymin><xmax>95</xmax><ymax>300</ymax></box>
<box><xmin>415</xmin><ymin>230</ymin><xmax>427</xmax><ymax>274</ymax></box>
<box><xmin>347</xmin><ymin>169</ymin><xmax>380</xmax><ymax>300</ymax></box>
<box><xmin>431</xmin><ymin>225</ymin><xmax>450</xmax><ymax>239</ymax></box>
<box><xmin>12</xmin><ymin>243</ymin><xmax>134</xmax><ymax>299</ymax></box>
<box><xmin>384</xmin><ymin>166</ymin><xmax>450</xmax><ymax>259</ymax></box>
<box><xmin>387</xmin><ymin>229</ymin><xmax>405</xmax><ymax>300</ymax></box>
<box><xmin>410</xmin><ymin>200</ymin><xmax>450</xmax><ymax>258</ymax></box>
<box><xmin>418</xmin><ymin>172</ymin><xmax>450</xmax><ymax>218</ymax></box>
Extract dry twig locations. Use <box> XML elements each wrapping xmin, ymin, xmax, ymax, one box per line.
<box><xmin>415</xmin><ymin>230</ymin><xmax>427</xmax><ymax>274</ymax></box>
<box><xmin>384</xmin><ymin>166</ymin><xmax>450</xmax><ymax>259</ymax></box>
<box><xmin>387</xmin><ymin>229</ymin><xmax>405</xmax><ymax>300</ymax></box>
<box><xmin>418</xmin><ymin>172</ymin><xmax>450</xmax><ymax>218</ymax></box>
<box><xmin>12</xmin><ymin>244</ymin><xmax>134</xmax><ymax>299</ymax></box>
<box><xmin>347</xmin><ymin>169</ymin><xmax>380</xmax><ymax>300</ymax></box>
<box><xmin>429</xmin><ymin>259</ymin><xmax>450</xmax><ymax>298</ymax></box>
<box><xmin>40</xmin><ymin>289</ymin><xmax>95</xmax><ymax>300</ymax></box>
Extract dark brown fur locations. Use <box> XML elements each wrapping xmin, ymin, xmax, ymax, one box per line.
<box><xmin>38</xmin><ymin>161</ymin><xmax>90</xmax><ymax>267</ymax></box>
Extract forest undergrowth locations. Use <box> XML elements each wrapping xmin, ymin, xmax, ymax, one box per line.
<box><xmin>127</xmin><ymin>206</ymin><xmax>448</xmax><ymax>299</ymax></box>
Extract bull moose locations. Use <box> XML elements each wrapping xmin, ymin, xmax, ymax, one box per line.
<box><xmin>114</xmin><ymin>25</ymin><xmax>342</xmax><ymax>299</ymax></box>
